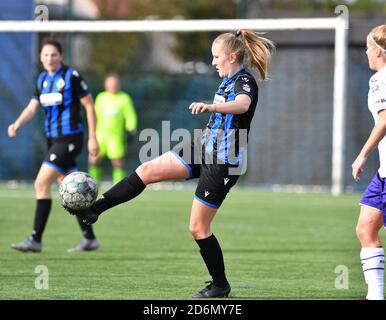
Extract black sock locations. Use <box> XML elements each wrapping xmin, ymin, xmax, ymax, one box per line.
<box><xmin>195</xmin><ymin>234</ymin><xmax>229</xmax><ymax>287</ymax></box>
<box><xmin>91</xmin><ymin>172</ymin><xmax>146</xmax><ymax>215</ymax></box>
<box><xmin>76</xmin><ymin>215</ymin><xmax>96</xmax><ymax>240</ymax></box>
<box><xmin>31</xmin><ymin>199</ymin><xmax>52</xmax><ymax>243</ymax></box>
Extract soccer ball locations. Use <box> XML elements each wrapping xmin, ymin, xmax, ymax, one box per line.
<box><xmin>59</xmin><ymin>171</ymin><xmax>98</xmax><ymax>210</ymax></box>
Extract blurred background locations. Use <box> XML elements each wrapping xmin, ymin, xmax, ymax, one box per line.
<box><xmin>0</xmin><ymin>0</ymin><xmax>385</xmax><ymax>191</ymax></box>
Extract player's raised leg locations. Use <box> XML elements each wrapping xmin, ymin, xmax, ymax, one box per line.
<box><xmin>11</xmin><ymin>164</ymin><xmax>62</xmax><ymax>252</ymax></box>
<box><xmin>356</xmin><ymin>205</ymin><xmax>384</xmax><ymax>300</ymax></box>
<box><xmin>71</xmin><ymin>151</ymin><xmax>191</xmax><ymax>224</ymax></box>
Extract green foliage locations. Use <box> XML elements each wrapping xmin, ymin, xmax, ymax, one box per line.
<box><xmin>86</xmin><ymin>0</ymin><xmax>237</xmax><ymax>75</ymax></box>
<box><xmin>86</xmin><ymin>33</ymin><xmax>143</xmax><ymax>75</ymax></box>
<box><xmin>269</xmin><ymin>0</ymin><xmax>385</xmax><ymax>12</ymax></box>
<box><xmin>129</xmin><ymin>0</ymin><xmax>238</xmax><ymax>63</ymax></box>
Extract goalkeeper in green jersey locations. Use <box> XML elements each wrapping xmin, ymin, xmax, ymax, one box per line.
<box><xmin>89</xmin><ymin>74</ymin><xmax>137</xmax><ymax>184</ymax></box>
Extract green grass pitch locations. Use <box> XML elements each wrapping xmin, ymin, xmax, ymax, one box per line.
<box><xmin>0</xmin><ymin>185</ymin><xmax>382</xmax><ymax>300</ymax></box>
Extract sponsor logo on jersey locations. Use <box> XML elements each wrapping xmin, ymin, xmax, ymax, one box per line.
<box><xmin>213</xmin><ymin>94</ymin><xmax>226</xmax><ymax>104</ymax></box>
<box><xmin>224</xmin><ymin>178</ymin><xmax>229</xmax><ymax>185</ymax></box>
<box><xmin>40</xmin><ymin>92</ymin><xmax>63</xmax><ymax>106</ymax></box>
<box><xmin>81</xmin><ymin>80</ymin><xmax>88</xmax><ymax>91</ymax></box>
<box><xmin>242</xmin><ymin>84</ymin><xmax>251</xmax><ymax>92</ymax></box>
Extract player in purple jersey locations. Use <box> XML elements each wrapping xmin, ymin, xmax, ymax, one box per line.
<box><xmin>352</xmin><ymin>25</ymin><xmax>386</xmax><ymax>300</ymax></box>
<box><xmin>64</xmin><ymin>29</ymin><xmax>274</xmax><ymax>298</ymax></box>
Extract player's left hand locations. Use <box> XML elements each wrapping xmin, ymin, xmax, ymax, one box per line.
<box><xmin>189</xmin><ymin>102</ymin><xmax>215</xmax><ymax>114</ymax></box>
<box><xmin>88</xmin><ymin>138</ymin><xmax>99</xmax><ymax>157</ymax></box>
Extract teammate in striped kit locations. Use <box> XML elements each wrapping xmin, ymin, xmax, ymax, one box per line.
<box><xmin>64</xmin><ymin>29</ymin><xmax>274</xmax><ymax>298</ymax></box>
<box><xmin>352</xmin><ymin>25</ymin><xmax>386</xmax><ymax>300</ymax></box>
<box><xmin>8</xmin><ymin>38</ymin><xmax>100</xmax><ymax>253</ymax></box>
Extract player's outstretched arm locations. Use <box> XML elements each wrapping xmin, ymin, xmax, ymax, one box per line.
<box><xmin>8</xmin><ymin>99</ymin><xmax>40</xmax><ymax>137</ymax></box>
<box><xmin>189</xmin><ymin>94</ymin><xmax>251</xmax><ymax>115</ymax></box>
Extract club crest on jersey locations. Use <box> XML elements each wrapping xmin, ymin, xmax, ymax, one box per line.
<box><xmin>68</xmin><ymin>144</ymin><xmax>75</xmax><ymax>152</ymax></box>
<box><xmin>72</xmin><ymin>70</ymin><xmax>80</xmax><ymax>77</ymax></box>
<box><xmin>204</xmin><ymin>191</ymin><xmax>210</xmax><ymax>197</ymax></box>
<box><xmin>56</xmin><ymin>78</ymin><xmax>65</xmax><ymax>89</ymax></box>
<box><xmin>43</xmin><ymin>81</ymin><xmax>48</xmax><ymax>88</ymax></box>
<box><xmin>371</xmin><ymin>85</ymin><xmax>379</xmax><ymax>93</ymax></box>
<box><xmin>49</xmin><ymin>153</ymin><xmax>56</xmax><ymax>161</ymax></box>
<box><xmin>224</xmin><ymin>83</ymin><xmax>234</xmax><ymax>92</ymax></box>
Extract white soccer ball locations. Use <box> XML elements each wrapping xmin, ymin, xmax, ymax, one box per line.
<box><xmin>59</xmin><ymin>171</ymin><xmax>98</xmax><ymax>210</ymax></box>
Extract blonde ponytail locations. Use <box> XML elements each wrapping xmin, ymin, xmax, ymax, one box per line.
<box><xmin>214</xmin><ymin>29</ymin><xmax>275</xmax><ymax>81</ymax></box>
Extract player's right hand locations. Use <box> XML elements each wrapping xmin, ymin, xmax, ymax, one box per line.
<box><xmin>352</xmin><ymin>155</ymin><xmax>366</xmax><ymax>182</ymax></box>
<box><xmin>8</xmin><ymin>123</ymin><xmax>17</xmax><ymax>137</ymax></box>
<box><xmin>88</xmin><ymin>137</ymin><xmax>99</xmax><ymax>157</ymax></box>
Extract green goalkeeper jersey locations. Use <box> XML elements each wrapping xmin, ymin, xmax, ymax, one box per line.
<box><xmin>94</xmin><ymin>91</ymin><xmax>137</xmax><ymax>138</ymax></box>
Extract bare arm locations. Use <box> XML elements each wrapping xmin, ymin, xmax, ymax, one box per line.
<box><xmin>81</xmin><ymin>93</ymin><xmax>99</xmax><ymax>157</ymax></box>
<box><xmin>8</xmin><ymin>99</ymin><xmax>40</xmax><ymax>137</ymax></box>
<box><xmin>352</xmin><ymin>110</ymin><xmax>386</xmax><ymax>181</ymax></box>
<box><xmin>189</xmin><ymin>94</ymin><xmax>251</xmax><ymax>115</ymax></box>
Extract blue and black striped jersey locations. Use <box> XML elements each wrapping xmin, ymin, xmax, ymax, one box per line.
<box><xmin>33</xmin><ymin>65</ymin><xmax>89</xmax><ymax>139</ymax></box>
<box><xmin>202</xmin><ymin>68</ymin><xmax>258</xmax><ymax>165</ymax></box>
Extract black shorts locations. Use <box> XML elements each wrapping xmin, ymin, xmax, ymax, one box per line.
<box><xmin>43</xmin><ymin>134</ymin><xmax>83</xmax><ymax>175</ymax></box>
<box><xmin>171</xmin><ymin>138</ymin><xmax>240</xmax><ymax>209</ymax></box>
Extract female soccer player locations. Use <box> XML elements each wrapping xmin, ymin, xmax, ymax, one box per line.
<box><xmin>67</xmin><ymin>29</ymin><xmax>274</xmax><ymax>298</ymax></box>
<box><xmin>352</xmin><ymin>24</ymin><xmax>386</xmax><ymax>300</ymax></box>
<box><xmin>8</xmin><ymin>38</ymin><xmax>100</xmax><ymax>253</ymax></box>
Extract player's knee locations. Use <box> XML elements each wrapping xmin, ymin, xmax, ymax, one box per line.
<box><xmin>189</xmin><ymin>225</ymin><xmax>200</xmax><ymax>239</ymax></box>
<box><xmin>356</xmin><ymin>224</ymin><xmax>365</xmax><ymax>241</ymax></box>
<box><xmin>189</xmin><ymin>224</ymin><xmax>208</xmax><ymax>239</ymax></box>
<box><xmin>34</xmin><ymin>178</ymin><xmax>49</xmax><ymax>194</ymax></box>
<box><xmin>137</xmin><ymin>162</ymin><xmax>157</xmax><ymax>184</ymax></box>
<box><xmin>356</xmin><ymin>223</ymin><xmax>377</xmax><ymax>243</ymax></box>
